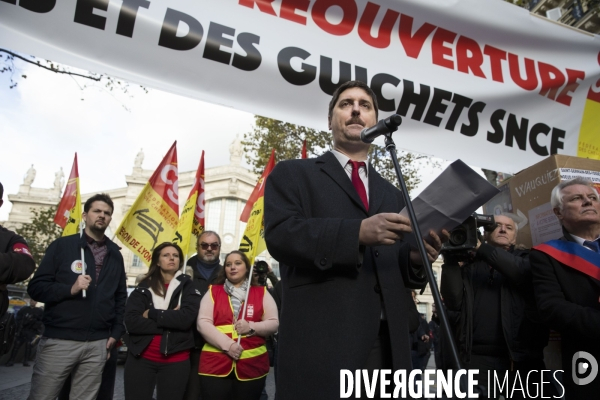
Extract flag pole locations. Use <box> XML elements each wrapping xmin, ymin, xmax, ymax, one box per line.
<box><xmin>178</xmin><ymin>255</ymin><xmax>189</xmax><ymax>308</ymax></box>
<box><xmin>237</xmin><ymin>264</ymin><xmax>254</xmax><ymax>344</ymax></box>
<box><xmin>80</xmin><ymin>220</ymin><xmax>86</xmax><ymax>298</ymax></box>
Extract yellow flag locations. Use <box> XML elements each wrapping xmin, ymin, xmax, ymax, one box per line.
<box><xmin>577</xmin><ymin>82</ymin><xmax>600</xmax><ymax>160</ymax></box>
<box><xmin>174</xmin><ymin>151</ymin><xmax>205</xmax><ymax>257</ymax></box>
<box><xmin>54</xmin><ymin>153</ymin><xmax>81</xmax><ymax>237</ymax></box>
<box><xmin>116</xmin><ymin>142</ymin><xmax>179</xmax><ymax>266</ymax></box>
<box><xmin>239</xmin><ymin>150</ymin><xmax>275</xmax><ymax>265</ymax></box>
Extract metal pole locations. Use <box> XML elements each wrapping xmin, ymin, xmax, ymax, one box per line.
<box><xmin>383</xmin><ymin>132</ymin><xmax>462</xmax><ymax>371</ymax></box>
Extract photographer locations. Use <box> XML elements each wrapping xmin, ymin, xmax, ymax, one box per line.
<box><xmin>440</xmin><ymin>214</ymin><xmax>548</xmax><ymax>399</ymax></box>
<box><xmin>252</xmin><ymin>260</ymin><xmax>279</xmax><ymax>288</ymax></box>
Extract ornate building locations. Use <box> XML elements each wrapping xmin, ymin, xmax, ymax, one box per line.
<box><xmin>3</xmin><ymin>136</ymin><xmax>279</xmax><ymax>286</ymax></box>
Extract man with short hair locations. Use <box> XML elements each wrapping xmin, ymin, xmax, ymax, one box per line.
<box><xmin>264</xmin><ymin>80</ymin><xmax>442</xmax><ymax>399</ymax></box>
<box><xmin>27</xmin><ymin>193</ymin><xmax>127</xmax><ymax>400</ymax></box>
<box><xmin>531</xmin><ymin>178</ymin><xmax>600</xmax><ymax>399</ymax></box>
<box><xmin>183</xmin><ymin>230</ymin><xmax>223</xmax><ymax>400</ymax></box>
<box><xmin>441</xmin><ymin>214</ymin><xmax>548</xmax><ymax>399</ymax></box>
<box><xmin>0</xmin><ymin>181</ymin><xmax>36</xmax><ymax>318</ymax></box>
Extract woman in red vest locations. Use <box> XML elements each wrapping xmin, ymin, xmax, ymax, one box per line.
<box><xmin>197</xmin><ymin>250</ymin><xmax>279</xmax><ymax>400</ymax></box>
<box><xmin>123</xmin><ymin>242</ymin><xmax>201</xmax><ymax>400</ymax></box>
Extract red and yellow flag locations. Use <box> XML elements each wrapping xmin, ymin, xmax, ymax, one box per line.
<box><xmin>54</xmin><ymin>153</ymin><xmax>81</xmax><ymax>237</ymax></box>
<box><xmin>116</xmin><ymin>142</ymin><xmax>179</xmax><ymax>266</ymax></box>
<box><xmin>577</xmin><ymin>77</ymin><xmax>600</xmax><ymax>159</ymax></box>
<box><xmin>239</xmin><ymin>149</ymin><xmax>276</xmax><ymax>265</ymax></box>
<box><xmin>174</xmin><ymin>151</ymin><xmax>205</xmax><ymax>257</ymax></box>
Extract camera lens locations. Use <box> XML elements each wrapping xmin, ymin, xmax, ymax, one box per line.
<box><xmin>450</xmin><ymin>228</ymin><xmax>467</xmax><ymax>246</ymax></box>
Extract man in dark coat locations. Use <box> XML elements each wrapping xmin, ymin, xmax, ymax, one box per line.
<box><xmin>441</xmin><ymin>214</ymin><xmax>548</xmax><ymax>399</ymax></box>
<box><xmin>0</xmin><ymin>181</ymin><xmax>36</xmax><ymax>318</ymax></box>
<box><xmin>5</xmin><ymin>299</ymin><xmax>43</xmax><ymax>366</ymax></box>
<box><xmin>530</xmin><ymin>177</ymin><xmax>600</xmax><ymax>399</ymax></box>
<box><xmin>183</xmin><ymin>230</ymin><xmax>222</xmax><ymax>400</ymax></box>
<box><xmin>264</xmin><ymin>80</ymin><xmax>443</xmax><ymax>400</ymax></box>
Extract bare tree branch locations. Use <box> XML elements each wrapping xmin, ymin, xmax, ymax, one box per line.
<box><xmin>0</xmin><ymin>48</ymin><xmax>101</xmax><ymax>81</ymax></box>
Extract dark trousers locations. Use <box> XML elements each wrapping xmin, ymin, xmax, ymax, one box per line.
<box><xmin>7</xmin><ymin>334</ymin><xmax>33</xmax><ymax>364</ymax></box>
<box><xmin>183</xmin><ymin>348</ymin><xmax>202</xmax><ymax>400</ymax></box>
<box><xmin>464</xmin><ymin>354</ymin><xmax>511</xmax><ymax>400</ymax></box>
<box><xmin>357</xmin><ymin>321</ymin><xmax>393</xmax><ymax>400</ymax></box>
<box><xmin>200</xmin><ymin>371</ymin><xmax>266</xmax><ymax>400</ymax></box>
<box><xmin>124</xmin><ymin>354</ymin><xmax>190</xmax><ymax>400</ymax></box>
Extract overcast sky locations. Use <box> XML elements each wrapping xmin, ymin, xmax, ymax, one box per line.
<box><xmin>0</xmin><ymin>59</ymin><xmax>452</xmax><ymax>222</ymax></box>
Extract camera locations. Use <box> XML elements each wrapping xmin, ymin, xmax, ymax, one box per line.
<box><xmin>254</xmin><ymin>260</ymin><xmax>269</xmax><ymax>286</ymax></box>
<box><xmin>441</xmin><ymin>213</ymin><xmax>496</xmax><ymax>262</ymax></box>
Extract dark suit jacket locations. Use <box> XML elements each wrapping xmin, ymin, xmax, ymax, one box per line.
<box><xmin>530</xmin><ymin>231</ymin><xmax>600</xmax><ymax>398</ymax></box>
<box><xmin>264</xmin><ymin>152</ymin><xmax>426</xmax><ymax>400</ymax></box>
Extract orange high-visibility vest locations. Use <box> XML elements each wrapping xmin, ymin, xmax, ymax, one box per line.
<box><xmin>199</xmin><ymin>285</ymin><xmax>270</xmax><ymax>381</ymax></box>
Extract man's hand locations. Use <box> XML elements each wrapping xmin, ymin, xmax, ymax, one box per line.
<box><xmin>106</xmin><ymin>337</ymin><xmax>117</xmax><ymax>360</ymax></box>
<box><xmin>410</xmin><ymin>230</ymin><xmax>449</xmax><ymax>266</ymax></box>
<box><xmin>421</xmin><ymin>335</ymin><xmax>430</xmax><ymax>343</ymax></box>
<box><xmin>359</xmin><ymin>213</ymin><xmax>412</xmax><ymax>246</ymax></box>
<box><xmin>71</xmin><ymin>275</ymin><xmax>91</xmax><ymax>295</ymax></box>
<box><xmin>142</xmin><ymin>309</ymin><xmax>149</xmax><ymax>318</ymax></box>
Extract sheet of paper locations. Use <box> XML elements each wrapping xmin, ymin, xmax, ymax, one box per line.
<box><xmin>399</xmin><ymin>160</ymin><xmax>500</xmax><ymax>246</ymax></box>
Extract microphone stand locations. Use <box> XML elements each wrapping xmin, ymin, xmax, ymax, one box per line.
<box><xmin>378</xmin><ymin>122</ymin><xmax>463</xmax><ymax>373</ymax></box>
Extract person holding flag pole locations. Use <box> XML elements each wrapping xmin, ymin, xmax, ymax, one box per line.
<box><xmin>197</xmin><ymin>250</ymin><xmax>278</xmax><ymax>400</ymax></box>
<box><xmin>27</xmin><ymin>193</ymin><xmax>127</xmax><ymax>400</ymax></box>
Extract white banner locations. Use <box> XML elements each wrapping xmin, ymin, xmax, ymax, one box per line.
<box><xmin>1</xmin><ymin>0</ymin><xmax>599</xmax><ymax>172</ymax></box>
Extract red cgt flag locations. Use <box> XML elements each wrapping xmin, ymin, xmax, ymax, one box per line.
<box><xmin>240</xmin><ymin>149</ymin><xmax>276</xmax><ymax>223</ymax></box>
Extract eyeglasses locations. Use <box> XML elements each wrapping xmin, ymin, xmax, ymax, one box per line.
<box><xmin>200</xmin><ymin>242</ymin><xmax>220</xmax><ymax>250</ymax></box>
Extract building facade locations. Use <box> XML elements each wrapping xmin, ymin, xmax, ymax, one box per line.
<box><xmin>3</xmin><ymin>136</ymin><xmax>280</xmax><ymax>286</ymax></box>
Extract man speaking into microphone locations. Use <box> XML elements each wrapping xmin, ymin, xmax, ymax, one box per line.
<box><xmin>264</xmin><ymin>80</ymin><xmax>445</xmax><ymax>400</ymax></box>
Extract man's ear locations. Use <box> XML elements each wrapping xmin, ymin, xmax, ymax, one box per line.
<box><xmin>553</xmin><ymin>207</ymin><xmax>563</xmax><ymax>221</ymax></box>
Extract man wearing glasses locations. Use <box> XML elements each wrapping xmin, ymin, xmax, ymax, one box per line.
<box><xmin>183</xmin><ymin>230</ymin><xmax>222</xmax><ymax>400</ymax></box>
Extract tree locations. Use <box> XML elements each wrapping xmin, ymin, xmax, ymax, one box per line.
<box><xmin>0</xmin><ymin>48</ymin><xmax>147</xmax><ymax>108</ymax></box>
<box><xmin>242</xmin><ymin>116</ymin><xmax>439</xmax><ymax>195</ymax></box>
<box><xmin>17</xmin><ymin>206</ymin><xmax>62</xmax><ymax>267</ymax></box>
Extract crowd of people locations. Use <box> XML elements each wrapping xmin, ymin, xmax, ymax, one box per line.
<box><xmin>0</xmin><ymin>80</ymin><xmax>598</xmax><ymax>400</ymax></box>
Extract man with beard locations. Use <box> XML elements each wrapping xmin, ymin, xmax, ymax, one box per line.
<box><xmin>184</xmin><ymin>230</ymin><xmax>223</xmax><ymax>400</ymax></box>
<box><xmin>27</xmin><ymin>194</ymin><xmax>127</xmax><ymax>400</ymax></box>
<box><xmin>264</xmin><ymin>80</ymin><xmax>443</xmax><ymax>400</ymax></box>
<box><xmin>531</xmin><ymin>178</ymin><xmax>600</xmax><ymax>399</ymax></box>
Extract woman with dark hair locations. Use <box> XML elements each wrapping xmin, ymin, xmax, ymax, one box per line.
<box><xmin>123</xmin><ymin>242</ymin><xmax>201</xmax><ymax>400</ymax></box>
<box><xmin>197</xmin><ymin>250</ymin><xmax>279</xmax><ymax>400</ymax></box>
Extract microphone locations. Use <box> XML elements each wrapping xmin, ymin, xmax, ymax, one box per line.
<box><xmin>360</xmin><ymin>114</ymin><xmax>402</xmax><ymax>143</ymax></box>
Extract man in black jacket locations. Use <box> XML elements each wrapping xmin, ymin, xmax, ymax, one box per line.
<box><xmin>183</xmin><ymin>230</ymin><xmax>222</xmax><ymax>400</ymax></box>
<box><xmin>0</xmin><ymin>182</ymin><xmax>36</xmax><ymax>318</ymax></box>
<box><xmin>27</xmin><ymin>193</ymin><xmax>127</xmax><ymax>400</ymax></box>
<box><xmin>530</xmin><ymin>178</ymin><xmax>600</xmax><ymax>399</ymax></box>
<box><xmin>5</xmin><ymin>299</ymin><xmax>43</xmax><ymax>366</ymax></box>
<box><xmin>441</xmin><ymin>214</ymin><xmax>548</xmax><ymax>399</ymax></box>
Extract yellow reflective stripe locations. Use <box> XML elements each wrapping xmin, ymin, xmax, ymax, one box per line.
<box><xmin>239</xmin><ymin>345</ymin><xmax>267</xmax><ymax>359</ymax></box>
<box><xmin>202</xmin><ymin>343</ymin><xmax>222</xmax><ymax>353</ymax></box>
<box><xmin>215</xmin><ymin>324</ymin><xmax>239</xmax><ymax>339</ymax></box>
<box><xmin>216</xmin><ymin>325</ymin><xmax>234</xmax><ymax>334</ymax></box>
<box><xmin>202</xmin><ymin>343</ymin><xmax>267</xmax><ymax>359</ymax></box>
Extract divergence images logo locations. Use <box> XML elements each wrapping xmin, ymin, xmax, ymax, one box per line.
<box><xmin>572</xmin><ymin>351</ymin><xmax>598</xmax><ymax>386</ymax></box>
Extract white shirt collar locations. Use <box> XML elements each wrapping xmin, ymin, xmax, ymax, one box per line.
<box><xmin>331</xmin><ymin>149</ymin><xmax>368</xmax><ymax>176</ymax></box>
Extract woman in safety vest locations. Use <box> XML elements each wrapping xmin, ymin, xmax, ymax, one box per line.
<box><xmin>197</xmin><ymin>250</ymin><xmax>279</xmax><ymax>400</ymax></box>
<box><xmin>123</xmin><ymin>242</ymin><xmax>201</xmax><ymax>400</ymax></box>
